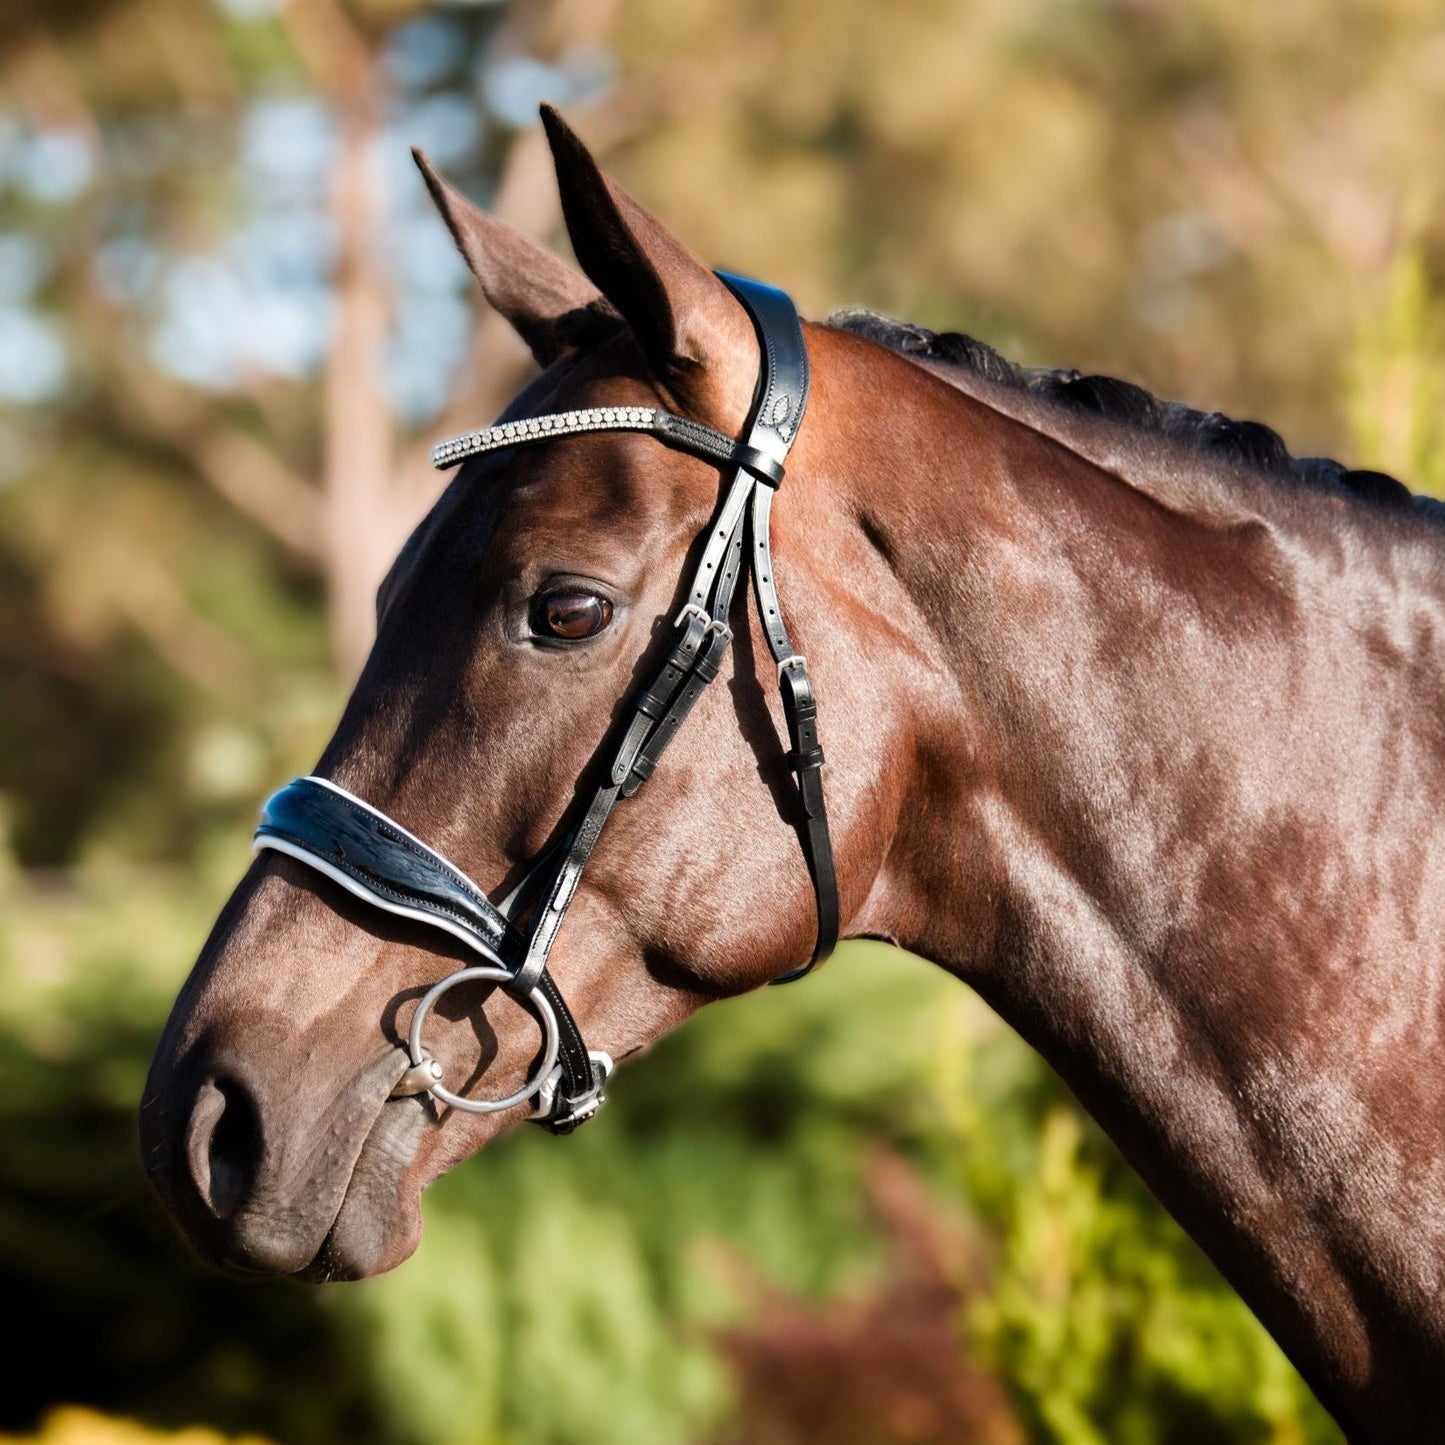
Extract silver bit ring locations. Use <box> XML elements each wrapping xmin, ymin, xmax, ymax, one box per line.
<box><xmin>403</xmin><ymin>965</ymin><xmax>560</xmax><ymax>1114</ymax></box>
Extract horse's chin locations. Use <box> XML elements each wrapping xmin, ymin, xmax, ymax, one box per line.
<box><xmin>296</xmin><ymin>1093</ymin><xmax>431</xmax><ymax>1281</ymax></box>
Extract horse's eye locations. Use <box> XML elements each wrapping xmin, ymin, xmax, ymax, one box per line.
<box><xmin>535</xmin><ymin>590</ymin><xmax>613</xmax><ymax>640</ymax></box>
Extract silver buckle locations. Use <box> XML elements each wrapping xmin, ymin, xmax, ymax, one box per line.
<box><xmin>674</xmin><ymin>602</ymin><xmax>711</xmax><ymax>630</ymax></box>
<box><xmin>530</xmin><ymin>1049</ymin><xmax>615</xmax><ymax>1125</ymax></box>
<box><xmin>777</xmin><ymin>653</ymin><xmax>807</xmax><ymax>683</ymax></box>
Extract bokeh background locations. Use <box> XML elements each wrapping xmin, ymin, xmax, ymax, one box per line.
<box><xmin>4</xmin><ymin>1</ymin><xmax>1445</xmax><ymax>1442</ymax></box>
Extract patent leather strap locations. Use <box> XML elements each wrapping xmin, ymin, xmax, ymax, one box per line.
<box><xmin>253</xmin><ymin>271</ymin><xmax>837</xmax><ymax>1134</ymax></box>
<box><xmin>253</xmin><ymin>776</ymin><xmax>610</xmax><ymax>1131</ymax></box>
<box><xmin>255</xmin><ymin>775</ymin><xmax>515</xmax><ymax>958</ymax></box>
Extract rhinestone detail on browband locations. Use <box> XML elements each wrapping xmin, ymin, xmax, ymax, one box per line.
<box><xmin>432</xmin><ymin>406</ymin><xmax>662</xmax><ymax>471</ymax></box>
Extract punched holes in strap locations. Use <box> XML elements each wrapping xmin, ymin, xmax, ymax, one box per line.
<box><xmin>620</xmin><ymin>475</ymin><xmax>751</xmax><ymax>799</ymax></box>
<box><xmin>621</xmin><ymin>621</ymin><xmax>733</xmax><ymax>798</ymax></box>
<box><xmin>606</xmin><ymin>609</ymin><xmax>710</xmax><ymax>788</ymax></box>
<box><xmin>509</xmin><ymin>777</ymin><xmax>621</xmax><ymax>1003</ymax></box>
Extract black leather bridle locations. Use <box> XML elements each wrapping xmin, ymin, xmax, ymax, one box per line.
<box><xmin>253</xmin><ymin>274</ymin><xmax>837</xmax><ymax>1133</ymax></box>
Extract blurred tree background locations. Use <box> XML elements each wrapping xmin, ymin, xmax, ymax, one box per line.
<box><xmin>3</xmin><ymin>0</ymin><xmax>1443</xmax><ymax>1441</ymax></box>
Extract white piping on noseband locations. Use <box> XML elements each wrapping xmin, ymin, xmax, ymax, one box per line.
<box><xmin>253</xmin><ymin>777</ymin><xmax>567</xmax><ymax>1116</ymax></box>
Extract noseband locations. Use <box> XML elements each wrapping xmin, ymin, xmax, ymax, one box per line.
<box><xmin>253</xmin><ymin>274</ymin><xmax>837</xmax><ymax>1133</ymax></box>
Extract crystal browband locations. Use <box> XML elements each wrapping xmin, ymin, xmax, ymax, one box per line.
<box><xmin>433</xmin><ymin>405</ymin><xmax>788</xmax><ymax>488</ymax></box>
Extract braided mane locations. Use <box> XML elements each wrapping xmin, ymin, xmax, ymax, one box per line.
<box><xmin>828</xmin><ymin>307</ymin><xmax>1443</xmax><ymax>522</ymax></box>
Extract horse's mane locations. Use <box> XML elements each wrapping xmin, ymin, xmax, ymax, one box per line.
<box><xmin>828</xmin><ymin>307</ymin><xmax>1445</xmax><ymax>525</ymax></box>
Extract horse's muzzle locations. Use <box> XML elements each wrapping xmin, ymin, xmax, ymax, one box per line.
<box><xmin>140</xmin><ymin>1023</ymin><xmax>415</xmax><ymax>1276</ymax></box>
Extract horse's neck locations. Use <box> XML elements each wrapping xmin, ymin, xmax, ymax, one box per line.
<box><xmin>839</xmin><ymin>353</ymin><xmax>1445</xmax><ymax>1434</ymax></box>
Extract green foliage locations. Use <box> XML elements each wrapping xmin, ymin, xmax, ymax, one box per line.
<box><xmin>1347</xmin><ymin>248</ymin><xmax>1445</xmax><ymax>499</ymax></box>
<box><xmin>0</xmin><ymin>862</ymin><xmax>377</xmax><ymax>1445</ymax></box>
<box><xmin>0</xmin><ymin>866</ymin><xmax>1341</xmax><ymax>1443</ymax></box>
<box><xmin>6</xmin><ymin>0</ymin><xmax>1444</xmax><ymax>1441</ymax></box>
<box><xmin>614</xmin><ymin>0</ymin><xmax>1445</xmax><ymax>453</ymax></box>
<box><xmin>961</xmin><ymin>1102</ymin><xmax>1334</xmax><ymax>1444</ymax></box>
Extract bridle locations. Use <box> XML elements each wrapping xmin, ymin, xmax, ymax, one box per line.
<box><xmin>252</xmin><ymin>274</ymin><xmax>837</xmax><ymax>1133</ymax></box>
<box><xmin>253</xmin><ymin>276</ymin><xmax>835</xmax><ymax>1131</ymax></box>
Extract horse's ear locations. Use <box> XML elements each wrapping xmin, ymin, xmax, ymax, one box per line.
<box><xmin>412</xmin><ymin>148</ymin><xmax>607</xmax><ymax>367</ymax></box>
<box><xmin>540</xmin><ymin>106</ymin><xmax>757</xmax><ymax>422</ymax></box>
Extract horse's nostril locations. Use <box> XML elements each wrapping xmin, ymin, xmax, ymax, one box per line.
<box><xmin>184</xmin><ymin>1076</ymin><xmax>260</xmax><ymax>1220</ymax></box>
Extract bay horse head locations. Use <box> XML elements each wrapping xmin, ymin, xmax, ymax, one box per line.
<box><xmin>141</xmin><ymin>109</ymin><xmax>913</xmax><ymax>1280</ymax></box>
<box><xmin>142</xmin><ymin>107</ymin><xmax>1445</xmax><ymax>1439</ymax></box>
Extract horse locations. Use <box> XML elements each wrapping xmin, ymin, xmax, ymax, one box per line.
<box><xmin>141</xmin><ymin>106</ymin><xmax>1445</xmax><ymax>1441</ymax></box>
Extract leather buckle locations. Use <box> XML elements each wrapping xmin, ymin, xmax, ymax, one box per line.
<box><xmin>530</xmin><ymin>1049</ymin><xmax>615</xmax><ymax>1133</ymax></box>
<box><xmin>674</xmin><ymin>602</ymin><xmax>711</xmax><ymax>631</ymax></box>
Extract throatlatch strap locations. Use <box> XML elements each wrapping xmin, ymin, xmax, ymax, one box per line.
<box><xmin>724</xmin><ymin>277</ymin><xmax>837</xmax><ymax>975</ymax></box>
